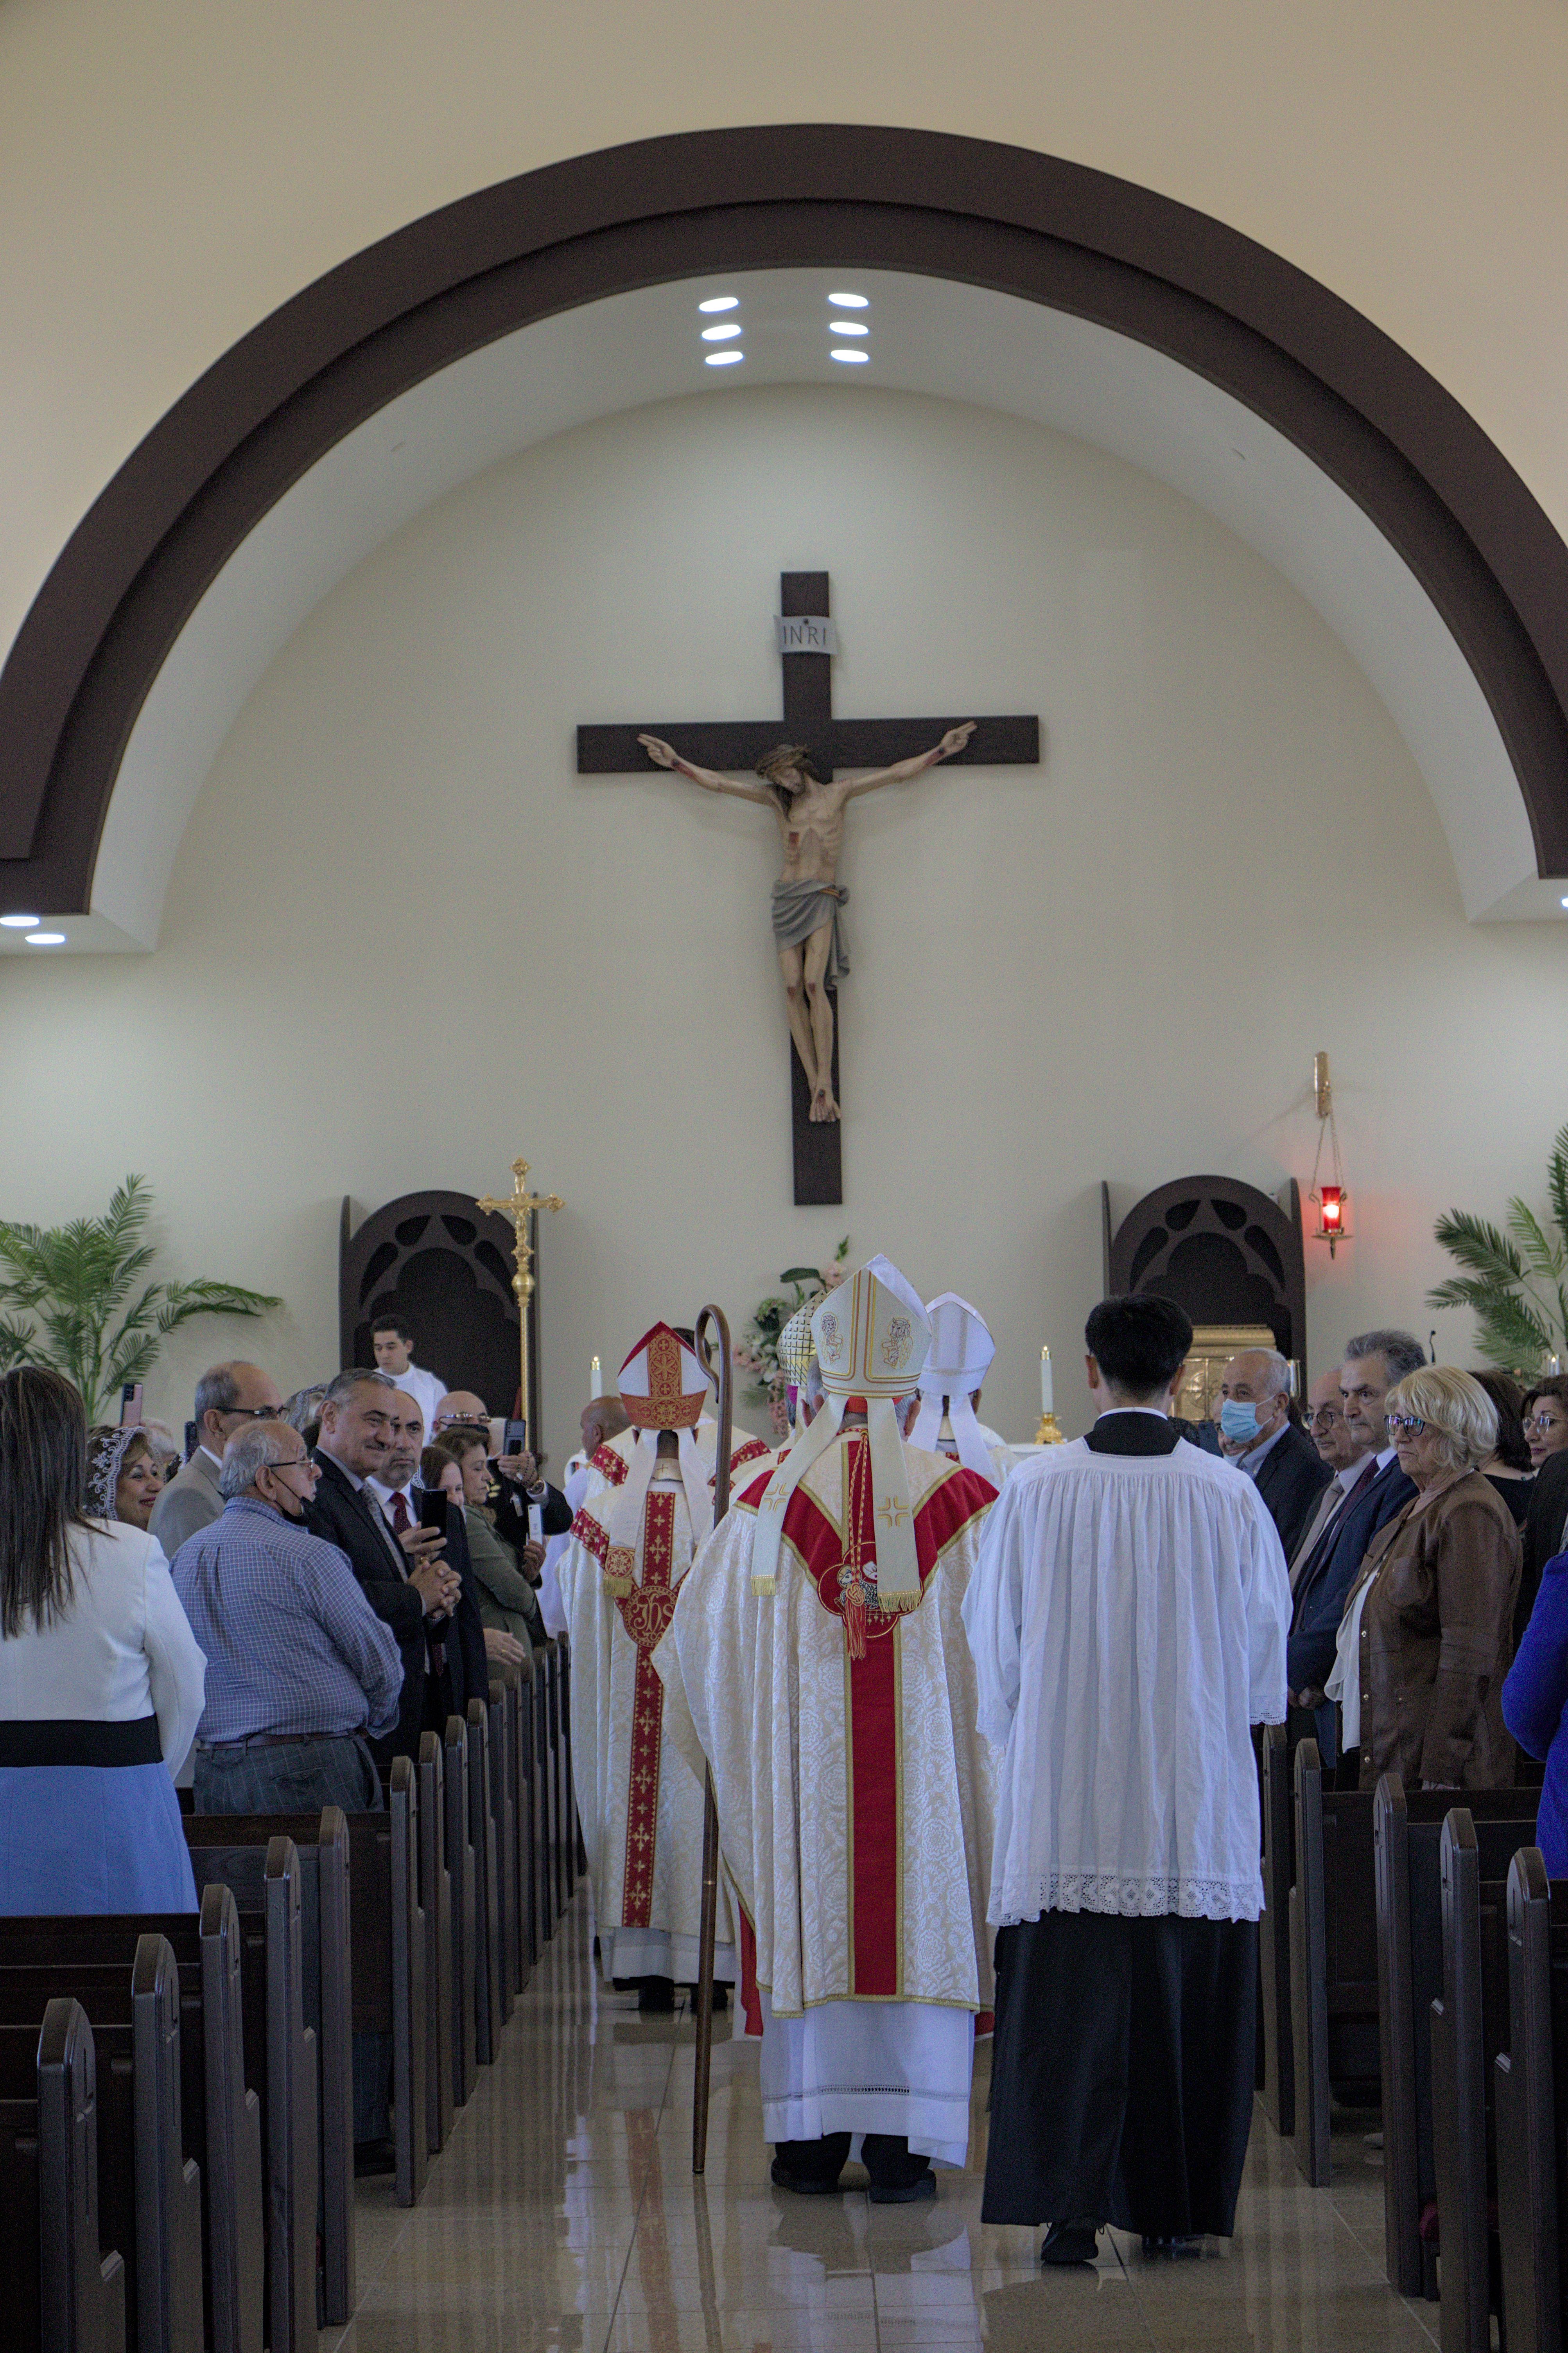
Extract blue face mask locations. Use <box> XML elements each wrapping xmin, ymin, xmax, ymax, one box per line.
<box><xmin>1219</xmin><ymin>1397</ymin><xmax>1263</xmax><ymax>1444</ymax></box>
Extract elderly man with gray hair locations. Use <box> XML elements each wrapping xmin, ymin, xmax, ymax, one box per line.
<box><xmin>1215</xmin><ymin>1344</ymin><xmax>1331</xmax><ymax>1560</ymax></box>
<box><xmin>151</xmin><ymin>1359</ymin><xmax>283</xmax><ymax>1555</ymax></box>
<box><xmin>169</xmin><ymin>1418</ymin><xmax>403</xmax><ymax>1816</ymax></box>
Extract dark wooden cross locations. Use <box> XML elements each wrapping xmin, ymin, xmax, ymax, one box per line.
<box><xmin>577</xmin><ymin>571</ymin><xmax>1039</xmax><ymax>1205</ymax></box>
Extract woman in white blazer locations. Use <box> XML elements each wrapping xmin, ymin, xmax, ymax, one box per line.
<box><xmin>0</xmin><ymin>1367</ymin><xmax>206</xmax><ymax>1913</ymax></box>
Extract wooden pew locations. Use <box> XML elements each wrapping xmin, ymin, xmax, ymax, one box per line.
<box><xmin>443</xmin><ymin>1714</ymin><xmax>477</xmax><ymax>2107</ymax></box>
<box><xmin>0</xmin><ymin>1999</ymin><xmax>126</xmax><ymax>2353</ymax></box>
<box><xmin>0</xmin><ymin>1886</ymin><xmax>261</xmax><ymax>2353</ymax></box>
<box><xmin>1258</xmin><ymin>1720</ymin><xmax>1295</xmax><ymax>2137</ymax></box>
<box><xmin>545</xmin><ymin>1639</ymin><xmax>565</xmax><ymax>1923</ymax></box>
<box><xmin>181</xmin><ymin>1807</ymin><xmax>353</xmax><ymax>2321</ymax></box>
<box><xmin>1288</xmin><ymin>1740</ymin><xmax>1381</xmax><ymax>2185</ymax></box>
<box><xmin>467</xmin><ymin>1698</ymin><xmax>502</xmax><ymax>2066</ymax></box>
<box><xmin>1374</xmin><ymin>1774</ymin><xmax>1538</xmax><ymax>2301</ymax></box>
<box><xmin>350</xmin><ymin>1755</ymin><xmax>427</xmax><ymax>2204</ymax></box>
<box><xmin>496</xmin><ymin>1658</ymin><xmax>536</xmax><ymax>1979</ymax></box>
<box><xmin>487</xmin><ymin>1683</ymin><xmax>518</xmax><ymax>2022</ymax></box>
<box><xmin>417</xmin><ymin>1732</ymin><xmax>455</xmax><ymax>2153</ymax></box>
<box><xmin>1430</xmin><ymin>1807</ymin><xmax>1546</xmax><ymax>2353</ymax></box>
<box><xmin>0</xmin><ymin>1937</ymin><xmax>200</xmax><ymax>2353</ymax></box>
<box><xmin>1494</xmin><ymin>1849</ymin><xmax>1566</xmax><ymax>2353</ymax></box>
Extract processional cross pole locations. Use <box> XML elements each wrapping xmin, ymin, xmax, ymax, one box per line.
<box><xmin>475</xmin><ymin>1156</ymin><xmax>563</xmax><ymax>1441</ymax></box>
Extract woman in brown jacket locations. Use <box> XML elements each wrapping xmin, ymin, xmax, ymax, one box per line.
<box><xmin>1338</xmin><ymin>1366</ymin><xmax>1521</xmax><ymax>1791</ymax></box>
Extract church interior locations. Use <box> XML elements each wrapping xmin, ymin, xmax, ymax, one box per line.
<box><xmin>3</xmin><ymin>5</ymin><xmax>1567</xmax><ymax>2347</ymax></box>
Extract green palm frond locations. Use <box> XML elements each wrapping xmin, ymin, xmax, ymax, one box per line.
<box><xmin>1431</xmin><ymin>1212</ymin><xmax>1527</xmax><ymax>1286</ymax></box>
<box><xmin>0</xmin><ymin>1176</ymin><xmax>282</xmax><ymax>1418</ymax></box>
<box><xmin>1430</xmin><ymin>1138</ymin><xmax>1568</xmax><ymax>1372</ymax></box>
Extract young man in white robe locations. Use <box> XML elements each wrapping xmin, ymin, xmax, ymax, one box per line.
<box><xmin>962</xmin><ymin>1293</ymin><xmax>1291</xmax><ymax>2262</ymax></box>
<box><xmin>556</xmin><ymin>1324</ymin><xmax>755</xmax><ymax>2010</ymax></box>
<box><xmin>906</xmin><ymin>1293</ymin><xmax>1008</xmax><ymax>1485</ymax></box>
<box><xmin>656</xmin><ymin>1258</ymin><xmax>999</xmax><ymax>2202</ymax></box>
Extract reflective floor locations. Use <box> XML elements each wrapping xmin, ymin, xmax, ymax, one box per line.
<box><xmin>330</xmin><ymin>1892</ymin><xmax>1440</xmax><ymax>2351</ymax></box>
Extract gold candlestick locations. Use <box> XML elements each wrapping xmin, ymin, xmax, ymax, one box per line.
<box><xmin>1033</xmin><ymin>1411</ymin><xmax>1065</xmax><ymax>1444</ymax></box>
<box><xmin>475</xmin><ymin>1155</ymin><xmax>564</xmax><ymax>1441</ymax></box>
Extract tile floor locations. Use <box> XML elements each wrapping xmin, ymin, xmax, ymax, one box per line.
<box><xmin>330</xmin><ymin>1891</ymin><xmax>1441</xmax><ymax>2351</ymax></box>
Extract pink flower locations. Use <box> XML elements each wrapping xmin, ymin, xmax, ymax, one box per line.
<box><xmin>820</xmin><ymin>1265</ymin><xmax>847</xmax><ymax>1291</ymax></box>
<box><xmin>769</xmin><ymin>1396</ymin><xmax>789</xmax><ymax>1437</ymax></box>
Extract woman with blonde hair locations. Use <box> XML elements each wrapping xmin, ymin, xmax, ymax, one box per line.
<box><xmin>1328</xmin><ymin>1365</ymin><xmax>1520</xmax><ymax>1791</ymax></box>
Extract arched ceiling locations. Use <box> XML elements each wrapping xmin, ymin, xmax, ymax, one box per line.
<box><xmin>2</xmin><ymin>128</ymin><xmax>1565</xmax><ymax>952</ymax></box>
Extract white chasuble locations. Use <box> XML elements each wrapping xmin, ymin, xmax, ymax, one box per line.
<box><xmin>655</xmin><ymin>1433</ymin><xmax>998</xmax><ymax>2161</ymax></box>
<box><xmin>557</xmin><ymin>1430</ymin><xmax>739</xmax><ymax>1983</ymax></box>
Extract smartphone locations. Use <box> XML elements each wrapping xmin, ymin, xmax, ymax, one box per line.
<box><xmin>502</xmin><ymin>1418</ymin><xmax>528</xmax><ymax>1460</ymax></box>
<box><xmin>420</xmin><ymin>1489</ymin><xmax>453</xmax><ymax>1537</ymax></box>
<box><xmin>119</xmin><ymin>1382</ymin><xmax>144</xmax><ymax>1428</ymax></box>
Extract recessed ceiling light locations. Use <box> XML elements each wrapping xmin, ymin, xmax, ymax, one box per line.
<box><xmin>701</xmin><ymin>323</ymin><xmax>742</xmax><ymax>342</ymax></box>
<box><xmin>705</xmin><ymin>351</ymin><xmax>744</xmax><ymax>367</ymax></box>
<box><xmin>24</xmin><ymin>931</ymin><xmax>66</xmax><ymax>946</ymax></box>
<box><xmin>1561</xmin><ymin>894</ymin><xmax>1568</xmax><ymax>909</ymax></box>
<box><xmin>0</xmin><ymin>912</ymin><xmax>41</xmax><ymax>929</ymax></box>
<box><xmin>829</xmin><ymin>320</ymin><xmax>869</xmax><ymax>337</ymax></box>
<box><xmin>828</xmin><ymin>292</ymin><xmax>869</xmax><ymax>309</ymax></box>
<box><xmin>698</xmin><ymin>296</ymin><xmax>740</xmax><ymax>314</ymax></box>
<box><xmin>829</xmin><ymin>349</ymin><xmax>869</xmax><ymax>365</ymax></box>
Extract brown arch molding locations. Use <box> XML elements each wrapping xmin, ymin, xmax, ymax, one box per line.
<box><xmin>5</xmin><ymin>121</ymin><xmax>1568</xmax><ymax>911</ymax></box>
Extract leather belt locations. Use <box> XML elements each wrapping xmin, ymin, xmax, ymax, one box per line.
<box><xmin>197</xmin><ymin>1730</ymin><xmax>348</xmax><ymax>1751</ymax></box>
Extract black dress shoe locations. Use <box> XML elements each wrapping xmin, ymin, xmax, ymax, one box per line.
<box><xmin>868</xmin><ymin>2168</ymin><xmax>936</xmax><ymax>2205</ymax></box>
<box><xmin>353</xmin><ymin>2138</ymin><xmax>397</xmax><ymax>2178</ymax></box>
<box><xmin>637</xmin><ymin>1976</ymin><xmax>675</xmax><ymax>2013</ymax></box>
<box><xmin>1040</xmin><ymin>2218</ymin><xmax>1101</xmax><ymax>2266</ymax></box>
<box><xmin>1141</xmin><ymin>2233</ymin><xmax>1204</xmax><ymax>2258</ymax></box>
<box><xmin>771</xmin><ymin>2155</ymin><xmax>845</xmax><ymax>2195</ymax></box>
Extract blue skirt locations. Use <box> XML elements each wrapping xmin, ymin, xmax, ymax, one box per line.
<box><xmin>0</xmin><ymin>1761</ymin><xmax>198</xmax><ymax>1915</ymax></box>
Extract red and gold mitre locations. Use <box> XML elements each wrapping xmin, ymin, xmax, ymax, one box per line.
<box><xmin>617</xmin><ymin>1322</ymin><xmax>709</xmax><ymax>1432</ymax></box>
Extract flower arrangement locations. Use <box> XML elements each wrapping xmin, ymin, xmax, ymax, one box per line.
<box><xmin>736</xmin><ymin>1238</ymin><xmax>851</xmax><ymax>1434</ymax></box>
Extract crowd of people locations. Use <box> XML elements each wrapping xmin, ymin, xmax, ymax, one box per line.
<box><xmin>2</xmin><ymin>1279</ymin><xmax>1567</xmax><ymax>2246</ymax></box>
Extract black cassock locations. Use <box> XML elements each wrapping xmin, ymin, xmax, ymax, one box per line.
<box><xmin>980</xmin><ymin>1411</ymin><xmax>1258</xmax><ymax>2240</ymax></box>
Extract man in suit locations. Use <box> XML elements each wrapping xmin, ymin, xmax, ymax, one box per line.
<box><xmin>363</xmin><ymin>1389</ymin><xmax>493</xmax><ymax>1748</ymax></box>
<box><xmin>304</xmin><ymin>1368</ymin><xmax>463</xmax><ymax>1762</ymax></box>
<box><xmin>1216</xmin><ymin>1347</ymin><xmax>1331</xmax><ymax>1561</ymax></box>
<box><xmin>1286</xmin><ymin>1328</ymin><xmax>1426</xmax><ymax>1763</ymax></box>
<box><xmin>151</xmin><ymin>1359</ymin><xmax>283</xmax><ymax>1555</ymax></box>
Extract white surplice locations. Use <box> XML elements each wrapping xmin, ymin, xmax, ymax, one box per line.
<box><xmin>555</xmin><ymin>1429</ymin><xmax>737</xmax><ymax>1985</ymax></box>
<box><xmin>962</xmin><ymin>1424</ymin><xmax>1291</xmax><ymax>1927</ymax></box>
<box><xmin>656</xmin><ymin>1434</ymin><xmax>998</xmax><ymax>2164</ymax></box>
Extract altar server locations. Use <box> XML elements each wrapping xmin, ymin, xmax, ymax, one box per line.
<box><xmin>556</xmin><ymin>1325</ymin><xmax>738</xmax><ymax>2008</ymax></box>
<box><xmin>656</xmin><ymin>1258</ymin><xmax>998</xmax><ymax>2203</ymax></box>
<box><xmin>963</xmin><ymin>1292</ymin><xmax>1290</xmax><ymax>2262</ymax></box>
<box><xmin>907</xmin><ymin>1292</ymin><xmax>1007</xmax><ymax>1483</ymax></box>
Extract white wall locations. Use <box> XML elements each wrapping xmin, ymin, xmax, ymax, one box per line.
<box><xmin>5</xmin><ymin>1</ymin><xmax>1568</xmax><ymax>674</ymax></box>
<box><xmin>1</xmin><ymin>384</ymin><xmax>1563</xmax><ymax>1455</ymax></box>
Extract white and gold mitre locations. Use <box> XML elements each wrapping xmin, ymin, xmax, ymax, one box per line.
<box><xmin>776</xmin><ymin>1299</ymin><xmax>820</xmax><ymax>1435</ymax></box>
<box><xmin>909</xmin><ymin>1293</ymin><xmax>998</xmax><ymax>1480</ymax></box>
<box><xmin>750</xmin><ymin>1257</ymin><xmax>931</xmax><ymax>1603</ymax></box>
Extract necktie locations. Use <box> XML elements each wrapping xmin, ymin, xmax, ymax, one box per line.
<box><xmin>389</xmin><ymin>1490</ymin><xmax>411</xmax><ymax>1535</ymax></box>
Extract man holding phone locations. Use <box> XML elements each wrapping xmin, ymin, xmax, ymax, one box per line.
<box><xmin>366</xmin><ymin>1393</ymin><xmax>490</xmax><ymax>1746</ymax></box>
<box><xmin>432</xmin><ymin>1387</ymin><xmax>574</xmax><ymax>1571</ymax></box>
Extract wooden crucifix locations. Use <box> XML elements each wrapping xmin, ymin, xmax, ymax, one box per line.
<box><xmin>577</xmin><ymin>572</ymin><xmax>1039</xmax><ymax>1205</ymax></box>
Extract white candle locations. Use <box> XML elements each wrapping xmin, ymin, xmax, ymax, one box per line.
<box><xmin>1551</xmin><ymin>1354</ymin><xmax>1563</xmax><ymax>1379</ymax></box>
<box><xmin>1040</xmin><ymin>1347</ymin><xmax>1053</xmax><ymax>1415</ymax></box>
<box><xmin>590</xmin><ymin>1354</ymin><xmax>604</xmax><ymax>1398</ymax></box>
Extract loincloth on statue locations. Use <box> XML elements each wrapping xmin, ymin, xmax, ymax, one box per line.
<box><xmin>771</xmin><ymin>879</ymin><xmax>850</xmax><ymax>988</ymax></box>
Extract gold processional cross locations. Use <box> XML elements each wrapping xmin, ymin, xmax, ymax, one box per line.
<box><xmin>475</xmin><ymin>1156</ymin><xmax>563</xmax><ymax>1444</ymax></box>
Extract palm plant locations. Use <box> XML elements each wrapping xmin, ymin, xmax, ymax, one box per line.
<box><xmin>0</xmin><ymin>1175</ymin><xmax>282</xmax><ymax>1420</ymax></box>
<box><xmin>1427</xmin><ymin>1121</ymin><xmax>1568</xmax><ymax>1371</ymax></box>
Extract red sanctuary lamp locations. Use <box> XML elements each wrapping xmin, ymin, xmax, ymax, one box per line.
<box><xmin>1309</xmin><ymin>1054</ymin><xmax>1351</xmax><ymax>1260</ymax></box>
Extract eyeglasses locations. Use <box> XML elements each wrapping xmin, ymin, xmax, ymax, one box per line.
<box><xmin>268</xmin><ymin>1455</ymin><xmax>314</xmax><ymax>1475</ymax></box>
<box><xmin>1525</xmin><ymin>1413</ymin><xmax>1564</xmax><ymax>1435</ymax></box>
<box><xmin>1385</xmin><ymin>1414</ymin><xmax>1426</xmax><ymax>1436</ymax></box>
<box><xmin>1307</xmin><ymin>1406</ymin><xmax>1343</xmax><ymax>1427</ymax></box>
<box><xmin>220</xmin><ymin>1405</ymin><xmax>283</xmax><ymax>1424</ymax></box>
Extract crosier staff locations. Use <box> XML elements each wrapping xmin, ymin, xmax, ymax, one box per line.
<box><xmin>691</xmin><ymin>1300</ymin><xmax>733</xmax><ymax>2175</ymax></box>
